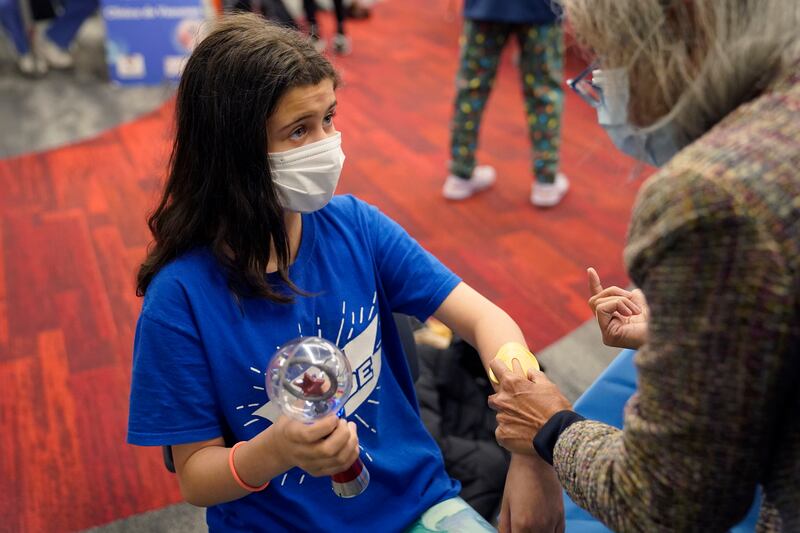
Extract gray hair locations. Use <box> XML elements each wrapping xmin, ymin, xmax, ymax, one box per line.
<box><xmin>560</xmin><ymin>0</ymin><xmax>800</xmax><ymax>138</ymax></box>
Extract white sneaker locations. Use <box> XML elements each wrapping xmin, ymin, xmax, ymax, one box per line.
<box><xmin>531</xmin><ymin>173</ymin><xmax>569</xmax><ymax>207</ymax></box>
<box><xmin>442</xmin><ymin>165</ymin><xmax>496</xmax><ymax>200</ymax></box>
<box><xmin>36</xmin><ymin>26</ymin><xmax>74</xmax><ymax>69</ymax></box>
<box><xmin>333</xmin><ymin>33</ymin><xmax>351</xmax><ymax>55</ymax></box>
<box><xmin>17</xmin><ymin>52</ymin><xmax>48</xmax><ymax>76</ymax></box>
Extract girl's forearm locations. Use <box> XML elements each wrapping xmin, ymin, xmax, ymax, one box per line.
<box><xmin>433</xmin><ymin>282</ymin><xmax>528</xmax><ymax>381</ymax></box>
<box><xmin>471</xmin><ymin>305</ymin><xmax>528</xmax><ymax>373</ymax></box>
<box><xmin>177</xmin><ymin>425</ymin><xmax>292</xmax><ymax>507</ymax></box>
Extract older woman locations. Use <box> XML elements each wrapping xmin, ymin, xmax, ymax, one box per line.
<box><xmin>489</xmin><ymin>0</ymin><xmax>800</xmax><ymax>531</ymax></box>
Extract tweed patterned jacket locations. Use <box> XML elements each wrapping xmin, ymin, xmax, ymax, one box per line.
<box><xmin>553</xmin><ymin>66</ymin><xmax>800</xmax><ymax>532</ymax></box>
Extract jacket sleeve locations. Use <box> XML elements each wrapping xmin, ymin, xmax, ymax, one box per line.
<box><xmin>552</xmin><ymin>169</ymin><xmax>793</xmax><ymax>532</ymax></box>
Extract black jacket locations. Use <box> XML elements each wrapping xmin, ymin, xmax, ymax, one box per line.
<box><xmin>415</xmin><ymin>339</ymin><xmax>510</xmax><ymax>521</ymax></box>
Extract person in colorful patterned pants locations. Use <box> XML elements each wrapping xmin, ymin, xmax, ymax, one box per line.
<box><xmin>442</xmin><ymin>0</ymin><xmax>569</xmax><ymax>207</ymax></box>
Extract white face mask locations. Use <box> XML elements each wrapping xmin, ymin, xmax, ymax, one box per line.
<box><xmin>594</xmin><ymin>69</ymin><xmax>684</xmax><ymax>168</ymax></box>
<box><xmin>268</xmin><ymin>132</ymin><xmax>345</xmax><ymax>213</ymax></box>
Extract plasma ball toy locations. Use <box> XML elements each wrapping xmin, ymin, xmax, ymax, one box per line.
<box><xmin>267</xmin><ymin>336</ymin><xmax>370</xmax><ymax>497</ymax></box>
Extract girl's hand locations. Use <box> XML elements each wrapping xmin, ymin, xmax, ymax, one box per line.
<box><xmin>272</xmin><ymin>415</ymin><xmax>360</xmax><ymax>477</ymax></box>
<box><xmin>587</xmin><ymin>267</ymin><xmax>649</xmax><ymax>349</ymax></box>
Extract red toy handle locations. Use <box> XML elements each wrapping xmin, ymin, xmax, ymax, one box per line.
<box><xmin>331</xmin><ymin>458</ymin><xmax>365</xmax><ymax>483</ymax></box>
<box><xmin>330</xmin><ymin>456</ymin><xmax>370</xmax><ymax>497</ymax></box>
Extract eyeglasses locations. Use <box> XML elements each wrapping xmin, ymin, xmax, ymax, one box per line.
<box><xmin>567</xmin><ymin>62</ymin><xmax>602</xmax><ymax>108</ymax></box>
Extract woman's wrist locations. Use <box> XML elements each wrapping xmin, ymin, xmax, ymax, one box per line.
<box><xmin>532</xmin><ymin>410</ymin><xmax>586</xmax><ymax>465</ymax></box>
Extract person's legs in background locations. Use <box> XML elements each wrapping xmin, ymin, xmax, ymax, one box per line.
<box><xmin>260</xmin><ymin>0</ymin><xmax>299</xmax><ymax>28</ymax></box>
<box><xmin>330</xmin><ymin>0</ymin><xmax>349</xmax><ymax>54</ymax></box>
<box><xmin>226</xmin><ymin>0</ymin><xmax>298</xmax><ymax>31</ymax></box>
<box><xmin>303</xmin><ymin>0</ymin><xmax>349</xmax><ymax>54</ymax></box>
<box><xmin>443</xmin><ymin>20</ymin><xmax>510</xmax><ymax>200</ymax></box>
<box><xmin>0</xmin><ymin>0</ymin><xmax>47</xmax><ymax>74</ymax></box>
<box><xmin>0</xmin><ymin>0</ymin><xmax>29</xmax><ymax>54</ymax></box>
<box><xmin>516</xmin><ymin>23</ymin><xmax>568</xmax><ymax>207</ymax></box>
<box><xmin>227</xmin><ymin>0</ymin><xmax>252</xmax><ymax>13</ymax></box>
<box><xmin>36</xmin><ymin>0</ymin><xmax>98</xmax><ymax>68</ymax></box>
<box><xmin>302</xmin><ymin>0</ymin><xmax>325</xmax><ymax>51</ymax></box>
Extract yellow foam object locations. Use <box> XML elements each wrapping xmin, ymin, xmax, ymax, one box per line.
<box><xmin>489</xmin><ymin>342</ymin><xmax>540</xmax><ymax>384</ymax></box>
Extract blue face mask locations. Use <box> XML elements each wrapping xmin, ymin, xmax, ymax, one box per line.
<box><xmin>594</xmin><ymin>68</ymin><xmax>684</xmax><ymax>168</ymax></box>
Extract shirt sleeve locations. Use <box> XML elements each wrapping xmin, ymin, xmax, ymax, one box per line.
<box><xmin>552</xmin><ymin>169</ymin><xmax>793</xmax><ymax>531</ymax></box>
<box><xmin>362</xmin><ymin>201</ymin><xmax>461</xmax><ymax>321</ymax></box>
<box><xmin>127</xmin><ymin>281</ymin><xmax>224</xmax><ymax>446</ymax></box>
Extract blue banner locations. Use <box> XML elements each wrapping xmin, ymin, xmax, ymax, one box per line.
<box><xmin>101</xmin><ymin>0</ymin><xmax>209</xmax><ymax>84</ymax></box>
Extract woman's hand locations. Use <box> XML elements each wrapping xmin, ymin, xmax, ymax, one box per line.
<box><xmin>271</xmin><ymin>415</ymin><xmax>360</xmax><ymax>477</ymax></box>
<box><xmin>488</xmin><ymin>359</ymin><xmax>572</xmax><ymax>455</ymax></box>
<box><xmin>587</xmin><ymin>267</ymin><xmax>649</xmax><ymax>349</ymax></box>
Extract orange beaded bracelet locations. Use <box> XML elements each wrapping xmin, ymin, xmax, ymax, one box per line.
<box><xmin>229</xmin><ymin>441</ymin><xmax>269</xmax><ymax>492</ymax></box>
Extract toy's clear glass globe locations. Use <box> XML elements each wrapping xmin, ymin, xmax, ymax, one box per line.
<box><xmin>267</xmin><ymin>337</ymin><xmax>353</xmax><ymax>423</ymax></box>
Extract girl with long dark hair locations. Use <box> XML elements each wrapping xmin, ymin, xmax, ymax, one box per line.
<box><xmin>127</xmin><ymin>13</ymin><xmax>562</xmax><ymax>531</ymax></box>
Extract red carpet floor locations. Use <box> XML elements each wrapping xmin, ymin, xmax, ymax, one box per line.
<box><xmin>0</xmin><ymin>1</ymin><xmax>645</xmax><ymax>530</ymax></box>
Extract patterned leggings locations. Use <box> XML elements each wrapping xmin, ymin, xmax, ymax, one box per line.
<box><xmin>449</xmin><ymin>20</ymin><xmax>564</xmax><ymax>184</ymax></box>
<box><xmin>405</xmin><ymin>497</ymin><xmax>495</xmax><ymax>532</ymax></box>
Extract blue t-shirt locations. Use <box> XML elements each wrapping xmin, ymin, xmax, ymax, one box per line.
<box><xmin>127</xmin><ymin>195</ymin><xmax>462</xmax><ymax>532</ymax></box>
<box><xmin>464</xmin><ymin>0</ymin><xmax>558</xmax><ymax>24</ymax></box>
